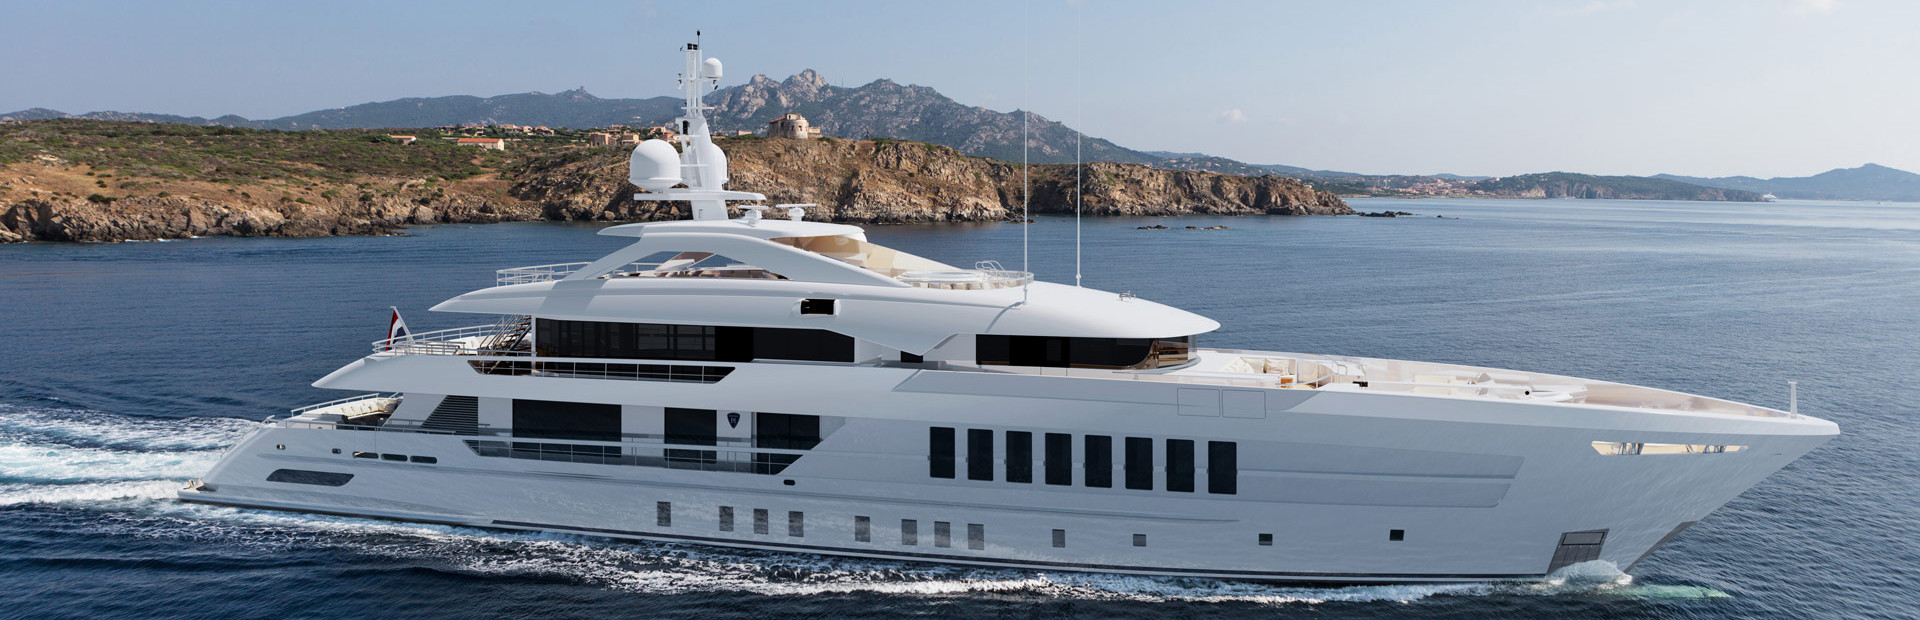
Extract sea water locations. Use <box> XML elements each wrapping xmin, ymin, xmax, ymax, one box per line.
<box><xmin>0</xmin><ymin>198</ymin><xmax>1914</xmax><ymax>619</ymax></box>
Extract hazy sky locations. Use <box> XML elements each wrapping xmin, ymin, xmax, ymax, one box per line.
<box><xmin>4</xmin><ymin>0</ymin><xmax>1915</xmax><ymax>177</ymax></box>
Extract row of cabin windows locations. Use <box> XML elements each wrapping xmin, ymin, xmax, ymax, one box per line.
<box><xmin>975</xmin><ymin>335</ymin><xmax>1194</xmax><ymax>370</ymax></box>
<box><xmin>929</xmin><ymin>427</ymin><xmax>1236</xmax><ymax>494</ymax></box>
<box><xmin>534</xmin><ymin>319</ymin><xmax>854</xmax><ymax>363</ymax></box>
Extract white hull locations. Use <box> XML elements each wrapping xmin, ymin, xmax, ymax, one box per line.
<box><xmin>183</xmin><ymin>350</ymin><xmax>1833</xmax><ymax>583</ymax></box>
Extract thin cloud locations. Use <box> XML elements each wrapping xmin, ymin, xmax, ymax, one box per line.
<box><xmin>1219</xmin><ymin>108</ymin><xmax>1247</xmax><ymax>123</ymax></box>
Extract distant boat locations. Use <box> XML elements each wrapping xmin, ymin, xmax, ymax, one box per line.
<box><xmin>1762</xmin><ymin>194</ymin><xmax>1778</xmax><ymax>202</ymax></box>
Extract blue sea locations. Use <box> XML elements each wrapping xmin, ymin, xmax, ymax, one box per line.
<box><xmin>2</xmin><ymin>198</ymin><xmax>1915</xmax><ymax>619</ymax></box>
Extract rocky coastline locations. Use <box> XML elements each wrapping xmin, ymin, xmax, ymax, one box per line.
<box><xmin>1</xmin><ymin>135</ymin><xmax>1349</xmax><ymax>244</ymax></box>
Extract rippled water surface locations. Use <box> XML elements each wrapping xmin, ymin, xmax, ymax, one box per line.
<box><xmin>1</xmin><ymin>198</ymin><xmax>1915</xmax><ymax>619</ymax></box>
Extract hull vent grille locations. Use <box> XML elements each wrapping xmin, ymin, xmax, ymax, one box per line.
<box><xmin>1547</xmin><ymin>529</ymin><xmax>1608</xmax><ymax>573</ymax></box>
<box><xmin>422</xmin><ymin>396</ymin><xmax>480</xmax><ymax>435</ymax></box>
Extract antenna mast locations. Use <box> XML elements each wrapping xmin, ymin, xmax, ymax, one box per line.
<box><xmin>1021</xmin><ymin>19</ymin><xmax>1029</xmax><ymax>276</ymax></box>
<box><xmin>1073</xmin><ymin>6</ymin><xmax>1083</xmax><ymax>288</ymax></box>
<box><xmin>630</xmin><ymin>35</ymin><xmax>765</xmax><ymax>219</ymax></box>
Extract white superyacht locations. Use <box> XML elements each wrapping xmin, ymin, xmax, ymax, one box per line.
<box><xmin>182</xmin><ymin>42</ymin><xmax>1839</xmax><ymax>583</ymax></box>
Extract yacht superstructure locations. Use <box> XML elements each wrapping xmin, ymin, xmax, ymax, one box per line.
<box><xmin>181</xmin><ymin>42</ymin><xmax>1838</xmax><ymax>583</ymax></box>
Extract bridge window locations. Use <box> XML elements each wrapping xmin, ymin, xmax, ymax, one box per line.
<box><xmin>975</xmin><ymin>335</ymin><xmax>1193</xmax><ymax>369</ymax></box>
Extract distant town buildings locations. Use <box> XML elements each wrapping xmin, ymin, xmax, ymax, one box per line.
<box><xmin>767</xmin><ymin>113</ymin><xmax>822</xmax><ymax>140</ymax></box>
<box><xmin>455</xmin><ymin>137</ymin><xmax>506</xmax><ymax>151</ymax></box>
<box><xmin>387</xmin><ymin>135</ymin><xmax>416</xmax><ymax>145</ymax></box>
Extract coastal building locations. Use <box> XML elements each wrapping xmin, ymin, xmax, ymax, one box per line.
<box><xmin>617</xmin><ymin>134</ymin><xmax>642</xmax><ymax>147</ymax></box>
<box><xmin>387</xmin><ymin>135</ymin><xmax>417</xmax><ymax>145</ymax></box>
<box><xmin>587</xmin><ymin>132</ymin><xmax>614</xmax><ymax>146</ymax></box>
<box><xmin>768</xmin><ymin>113</ymin><xmax>822</xmax><ymax>139</ymax></box>
<box><xmin>455</xmin><ymin>137</ymin><xmax>506</xmax><ymax>151</ymax></box>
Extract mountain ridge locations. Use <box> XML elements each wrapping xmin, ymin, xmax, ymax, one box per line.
<box><xmin>8</xmin><ymin>72</ymin><xmax>1908</xmax><ymax>202</ymax></box>
<box><xmin>1654</xmin><ymin>164</ymin><xmax>1920</xmax><ymax>202</ymax></box>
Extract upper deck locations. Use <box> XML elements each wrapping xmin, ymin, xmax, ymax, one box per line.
<box><xmin>370</xmin><ymin>319</ymin><xmax>1799</xmax><ymax>423</ymax></box>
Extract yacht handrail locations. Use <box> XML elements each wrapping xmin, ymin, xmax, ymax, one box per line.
<box><xmin>497</xmin><ymin>262</ymin><xmax>591</xmax><ymax>286</ymax></box>
<box><xmin>372</xmin><ymin>323</ymin><xmax>531</xmax><ymax>356</ymax></box>
<box><xmin>290</xmin><ymin>392</ymin><xmax>401</xmax><ymax>416</ymax></box>
<box><xmin>896</xmin><ymin>264</ymin><xmax>1034</xmax><ymax>290</ymax></box>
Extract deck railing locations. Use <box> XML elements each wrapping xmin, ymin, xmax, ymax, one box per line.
<box><xmin>290</xmin><ymin>392</ymin><xmax>402</xmax><ymax>416</ymax></box>
<box><xmin>372</xmin><ymin>322</ymin><xmax>531</xmax><ymax>356</ymax></box>
<box><xmin>496</xmin><ymin>262</ymin><xmax>591</xmax><ymax>286</ymax></box>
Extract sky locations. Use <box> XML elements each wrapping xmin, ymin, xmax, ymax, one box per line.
<box><xmin>3</xmin><ymin>0</ymin><xmax>1915</xmax><ymax>178</ymax></box>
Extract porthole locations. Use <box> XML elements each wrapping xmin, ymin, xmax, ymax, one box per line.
<box><xmin>275</xmin><ymin>444</ymin><xmax>286</xmax><ymax>450</ymax></box>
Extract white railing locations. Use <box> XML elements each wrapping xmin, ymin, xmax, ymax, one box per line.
<box><xmin>496</xmin><ymin>262</ymin><xmax>591</xmax><ymax>286</ymax></box>
<box><xmin>372</xmin><ymin>323</ymin><xmax>528</xmax><ymax>356</ymax></box>
<box><xmin>290</xmin><ymin>393</ymin><xmax>401</xmax><ymax>417</ymax></box>
<box><xmin>897</xmin><ymin>262</ymin><xmax>1035</xmax><ymax>290</ymax></box>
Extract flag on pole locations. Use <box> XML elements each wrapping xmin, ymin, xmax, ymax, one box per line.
<box><xmin>386</xmin><ymin>307</ymin><xmax>409</xmax><ymax>350</ymax></box>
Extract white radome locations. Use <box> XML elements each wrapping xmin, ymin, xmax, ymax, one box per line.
<box><xmin>628</xmin><ymin>139</ymin><xmax>682</xmax><ymax>192</ymax></box>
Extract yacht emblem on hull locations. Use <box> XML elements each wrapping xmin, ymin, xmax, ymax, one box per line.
<box><xmin>727</xmin><ymin>412</ymin><xmax>740</xmax><ymax>428</ymax></box>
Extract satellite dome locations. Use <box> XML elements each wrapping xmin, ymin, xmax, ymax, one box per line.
<box><xmin>702</xmin><ymin>58</ymin><xmax>723</xmax><ymax>79</ymax></box>
<box><xmin>628</xmin><ymin>139</ymin><xmax>682</xmax><ymax>192</ymax></box>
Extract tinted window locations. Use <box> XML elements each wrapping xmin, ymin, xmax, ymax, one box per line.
<box><xmin>1085</xmin><ymin>435</ymin><xmax>1113</xmax><ymax>488</ymax></box>
<box><xmin>512</xmin><ymin>399</ymin><xmax>620</xmax><ymax>442</ymax></box>
<box><xmin>929</xmin><ymin>427</ymin><xmax>955</xmax><ymax>479</ymax></box>
<box><xmin>754</xmin><ymin>412</ymin><xmax>821</xmax><ymax>475</ymax></box>
<box><xmin>799</xmin><ymin>298</ymin><xmax>836</xmax><ymax>315</ymax></box>
<box><xmin>1044</xmin><ymin>433</ymin><xmax>1072</xmax><ymax>485</ymax></box>
<box><xmin>967</xmin><ymin>429</ymin><xmax>994</xmax><ymax>481</ymax></box>
<box><xmin>974</xmin><ymin>335</ymin><xmax>1195</xmax><ymax>369</ymax></box>
<box><xmin>1209</xmin><ymin>441</ymin><xmax>1238</xmax><ymax>495</ymax></box>
<box><xmin>752</xmin><ymin>327</ymin><xmax>854</xmax><ymax>362</ymax></box>
<box><xmin>665</xmin><ymin>408</ymin><xmax>717</xmax><ymax>466</ymax></box>
<box><xmin>1125</xmin><ymin>437</ymin><xmax>1154</xmax><ymax>490</ymax></box>
<box><xmin>1167</xmin><ymin>439</ymin><xmax>1195</xmax><ymax>492</ymax></box>
<box><xmin>1005</xmin><ymin>431</ymin><xmax>1033</xmax><ymax>483</ymax></box>
<box><xmin>534</xmin><ymin>319</ymin><xmax>752</xmax><ymax>362</ymax></box>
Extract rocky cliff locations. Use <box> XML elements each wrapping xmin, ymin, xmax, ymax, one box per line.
<box><xmin>0</xmin><ymin>121</ymin><xmax>1347</xmax><ymax>243</ymax></box>
<box><xmin>502</xmin><ymin>138</ymin><xmax>1348</xmax><ymax>225</ymax></box>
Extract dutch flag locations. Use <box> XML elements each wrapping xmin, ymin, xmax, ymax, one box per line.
<box><xmin>386</xmin><ymin>307</ymin><xmax>409</xmax><ymax>350</ymax></box>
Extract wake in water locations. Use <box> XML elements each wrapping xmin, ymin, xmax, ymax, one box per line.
<box><xmin>0</xmin><ymin>403</ymin><xmax>1724</xmax><ymax>605</ymax></box>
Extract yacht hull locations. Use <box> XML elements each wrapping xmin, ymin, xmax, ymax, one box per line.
<box><xmin>181</xmin><ymin>363</ymin><xmax>1835</xmax><ymax>583</ymax></box>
